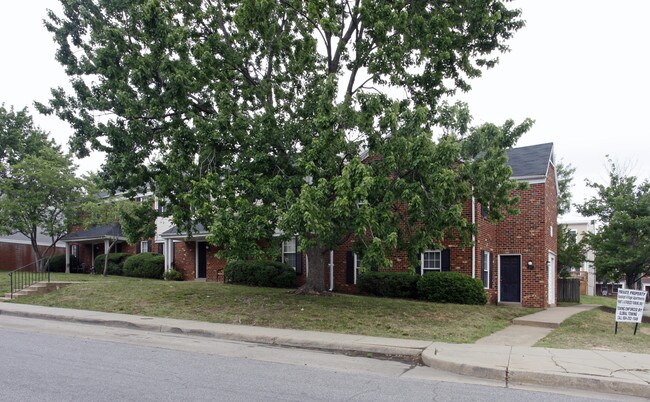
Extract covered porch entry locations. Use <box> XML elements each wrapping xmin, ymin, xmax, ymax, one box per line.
<box><xmin>60</xmin><ymin>224</ymin><xmax>128</xmax><ymax>273</ymax></box>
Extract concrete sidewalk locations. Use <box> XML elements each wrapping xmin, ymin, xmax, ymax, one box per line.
<box><xmin>476</xmin><ymin>304</ymin><xmax>600</xmax><ymax>347</ymax></box>
<box><xmin>1</xmin><ymin>302</ymin><xmax>648</xmax><ymax>398</ymax></box>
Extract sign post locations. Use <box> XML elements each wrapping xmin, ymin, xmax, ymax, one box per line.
<box><xmin>614</xmin><ymin>289</ymin><xmax>647</xmax><ymax>335</ymax></box>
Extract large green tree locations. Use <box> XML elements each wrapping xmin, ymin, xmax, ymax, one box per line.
<box><xmin>41</xmin><ymin>0</ymin><xmax>530</xmax><ymax>291</ymax></box>
<box><xmin>578</xmin><ymin>161</ymin><xmax>650</xmax><ymax>289</ymax></box>
<box><xmin>0</xmin><ymin>106</ymin><xmax>85</xmax><ymax>270</ymax></box>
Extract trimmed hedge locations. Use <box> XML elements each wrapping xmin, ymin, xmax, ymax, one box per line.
<box><xmin>46</xmin><ymin>255</ymin><xmax>80</xmax><ymax>273</ymax></box>
<box><xmin>357</xmin><ymin>272</ymin><xmax>419</xmax><ymax>299</ymax></box>
<box><xmin>94</xmin><ymin>253</ymin><xmax>132</xmax><ymax>276</ymax></box>
<box><xmin>123</xmin><ymin>253</ymin><xmax>165</xmax><ymax>279</ymax></box>
<box><xmin>223</xmin><ymin>260</ymin><xmax>296</xmax><ymax>288</ymax></box>
<box><xmin>417</xmin><ymin>272</ymin><xmax>487</xmax><ymax>305</ymax></box>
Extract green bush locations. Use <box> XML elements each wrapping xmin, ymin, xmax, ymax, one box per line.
<box><xmin>46</xmin><ymin>255</ymin><xmax>80</xmax><ymax>273</ymax></box>
<box><xmin>357</xmin><ymin>271</ymin><xmax>420</xmax><ymax>299</ymax></box>
<box><xmin>123</xmin><ymin>253</ymin><xmax>165</xmax><ymax>279</ymax></box>
<box><xmin>163</xmin><ymin>269</ymin><xmax>183</xmax><ymax>281</ymax></box>
<box><xmin>223</xmin><ymin>260</ymin><xmax>296</xmax><ymax>288</ymax></box>
<box><xmin>417</xmin><ymin>272</ymin><xmax>487</xmax><ymax>305</ymax></box>
<box><xmin>94</xmin><ymin>253</ymin><xmax>132</xmax><ymax>276</ymax></box>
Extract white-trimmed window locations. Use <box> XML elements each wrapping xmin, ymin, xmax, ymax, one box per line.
<box><xmin>353</xmin><ymin>253</ymin><xmax>362</xmax><ymax>284</ymax></box>
<box><xmin>140</xmin><ymin>241</ymin><xmax>150</xmax><ymax>253</ymax></box>
<box><xmin>481</xmin><ymin>251</ymin><xmax>491</xmax><ymax>289</ymax></box>
<box><xmin>421</xmin><ymin>250</ymin><xmax>441</xmax><ymax>274</ymax></box>
<box><xmin>71</xmin><ymin>245</ymin><xmax>79</xmax><ymax>258</ymax></box>
<box><xmin>282</xmin><ymin>238</ymin><xmax>297</xmax><ymax>270</ymax></box>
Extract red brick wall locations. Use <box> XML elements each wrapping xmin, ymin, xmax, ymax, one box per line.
<box><xmin>491</xmin><ymin>169</ymin><xmax>557</xmax><ymax>308</ymax></box>
<box><xmin>172</xmin><ymin>241</ymin><xmax>228</xmax><ymax>282</ymax></box>
<box><xmin>0</xmin><ymin>242</ymin><xmax>64</xmax><ymax>271</ymax></box>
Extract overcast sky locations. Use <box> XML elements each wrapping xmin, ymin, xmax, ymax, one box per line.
<box><xmin>1</xmin><ymin>1</ymin><xmax>648</xmax><ymax>220</ymax></box>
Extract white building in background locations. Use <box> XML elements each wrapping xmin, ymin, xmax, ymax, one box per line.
<box><xmin>559</xmin><ymin>219</ymin><xmax>596</xmax><ymax>296</ymax></box>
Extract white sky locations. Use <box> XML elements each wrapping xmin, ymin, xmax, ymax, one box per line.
<box><xmin>1</xmin><ymin>0</ymin><xmax>649</xmax><ymax>219</ymax></box>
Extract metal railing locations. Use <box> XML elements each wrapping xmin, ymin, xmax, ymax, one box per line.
<box><xmin>7</xmin><ymin>258</ymin><xmax>51</xmax><ymax>300</ymax></box>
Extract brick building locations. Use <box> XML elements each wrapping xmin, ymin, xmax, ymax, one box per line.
<box><xmin>161</xmin><ymin>143</ymin><xmax>558</xmax><ymax>308</ymax></box>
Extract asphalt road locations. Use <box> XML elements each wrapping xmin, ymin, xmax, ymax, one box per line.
<box><xmin>0</xmin><ymin>316</ymin><xmax>640</xmax><ymax>402</ymax></box>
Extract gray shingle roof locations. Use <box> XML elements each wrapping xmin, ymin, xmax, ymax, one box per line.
<box><xmin>161</xmin><ymin>223</ymin><xmax>209</xmax><ymax>237</ymax></box>
<box><xmin>61</xmin><ymin>224</ymin><xmax>122</xmax><ymax>241</ymax></box>
<box><xmin>0</xmin><ymin>229</ymin><xmax>63</xmax><ymax>246</ymax></box>
<box><xmin>506</xmin><ymin>143</ymin><xmax>554</xmax><ymax>178</ymax></box>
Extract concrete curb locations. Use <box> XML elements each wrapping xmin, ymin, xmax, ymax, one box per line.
<box><xmin>508</xmin><ymin>369</ymin><xmax>650</xmax><ymax>399</ymax></box>
<box><xmin>421</xmin><ymin>346</ymin><xmax>506</xmax><ymax>382</ymax></box>
<box><xmin>0</xmin><ymin>304</ymin><xmax>428</xmax><ymax>360</ymax></box>
<box><xmin>422</xmin><ymin>344</ymin><xmax>650</xmax><ymax>399</ymax></box>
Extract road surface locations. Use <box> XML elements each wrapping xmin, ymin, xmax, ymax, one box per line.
<box><xmin>0</xmin><ymin>315</ymin><xmax>640</xmax><ymax>402</ymax></box>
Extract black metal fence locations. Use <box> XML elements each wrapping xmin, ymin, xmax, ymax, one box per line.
<box><xmin>7</xmin><ymin>259</ymin><xmax>51</xmax><ymax>300</ymax></box>
<box><xmin>558</xmin><ymin>278</ymin><xmax>581</xmax><ymax>303</ymax></box>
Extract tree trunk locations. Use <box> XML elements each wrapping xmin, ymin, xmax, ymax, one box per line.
<box><xmin>103</xmin><ymin>239</ymin><xmax>118</xmax><ymax>276</ymax></box>
<box><xmin>294</xmin><ymin>246</ymin><xmax>328</xmax><ymax>294</ymax></box>
<box><xmin>626</xmin><ymin>272</ymin><xmax>640</xmax><ymax>290</ymax></box>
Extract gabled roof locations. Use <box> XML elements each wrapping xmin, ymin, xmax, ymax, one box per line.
<box><xmin>61</xmin><ymin>224</ymin><xmax>124</xmax><ymax>242</ymax></box>
<box><xmin>161</xmin><ymin>223</ymin><xmax>209</xmax><ymax>239</ymax></box>
<box><xmin>506</xmin><ymin>143</ymin><xmax>554</xmax><ymax>179</ymax></box>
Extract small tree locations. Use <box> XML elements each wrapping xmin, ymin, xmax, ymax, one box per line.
<box><xmin>0</xmin><ymin>105</ymin><xmax>84</xmax><ymax>270</ymax></box>
<box><xmin>554</xmin><ymin>161</ymin><xmax>586</xmax><ymax>277</ymax></box>
<box><xmin>578</xmin><ymin>160</ymin><xmax>650</xmax><ymax>289</ymax></box>
<box><xmin>81</xmin><ymin>181</ymin><xmax>157</xmax><ymax>276</ymax></box>
<box><xmin>557</xmin><ymin>226</ymin><xmax>586</xmax><ymax>278</ymax></box>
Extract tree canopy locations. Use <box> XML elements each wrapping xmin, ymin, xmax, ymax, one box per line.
<box><xmin>578</xmin><ymin>161</ymin><xmax>650</xmax><ymax>289</ymax></box>
<box><xmin>0</xmin><ymin>105</ymin><xmax>84</xmax><ymax>269</ymax></box>
<box><xmin>41</xmin><ymin>0</ymin><xmax>530</xmax><ymax>291</ymax></box>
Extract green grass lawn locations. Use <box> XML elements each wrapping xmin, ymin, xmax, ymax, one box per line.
<box><xmin>536</xmin><ymin>295</ymin><xmax>650</xmax><ymax>354</ymax></box>
<box><xmin>2</xmin><ymin>273</ymin><xmax>538</xmax><ymax>343</ymax></box>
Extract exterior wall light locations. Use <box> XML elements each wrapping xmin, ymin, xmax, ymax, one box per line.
<box><xmin>527</xmin><ymin>260</ymin><xmax>534</xmax><ymax>270</ymax></box>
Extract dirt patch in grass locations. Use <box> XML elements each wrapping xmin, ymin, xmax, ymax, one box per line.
<box><xmin>7</xmin><ymin>274</ymin><xmax>538</xmax><ymax>343</ymax></box>
<box><xmin>535</xmin><ymin>306</ymin><xmax>650</xmax><ymax>354</ymax></box>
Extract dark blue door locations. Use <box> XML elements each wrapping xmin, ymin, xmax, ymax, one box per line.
<box><xmin>198</xmin><ymin>242</ymin><xmax>207</xmax><ymax>279</ymax></box>
<box><xmin>500</xmin><ymin>255</ymin><xmax>521</xmax><ymax>302</ymax></box>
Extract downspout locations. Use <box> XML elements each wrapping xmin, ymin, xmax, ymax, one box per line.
<box><xmin>328</xmin><ymin>250</ymin><xmax>334</xmax><ymax>291</ymax></box>
<box><xmin>471</xmin><ymin>193</ymin><xmax>476</xmax><ymax>279</ymax></box>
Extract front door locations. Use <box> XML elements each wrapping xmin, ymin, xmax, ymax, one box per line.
<box><xmin>197</xmin><ymin>241</ymin><xmax>207</xmax><ymax>279</ymax></box>
<box><xmin>548</xmin><ymin>252</ymin><xmax>556</xmax><ymax>305</ymax></box>
<box><xmin>500</xmin><ymin>255</ymin><xmax>521</xmax><ymax>303</ymax></box>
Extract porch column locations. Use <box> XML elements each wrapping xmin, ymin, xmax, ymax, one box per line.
<box><xmin>64</xmin><ymin>242</ymin><xmax>70</xmax><ymax>274</ymax></box>
<box><xmin>104</xmin><ymin>239</ymin><xmax>110</xmax><ymax>255</ymax></box>
<box><xmin>164</xmin><ymin>239</ymin><xmax>172</xmax><ymax>272</ymax></box>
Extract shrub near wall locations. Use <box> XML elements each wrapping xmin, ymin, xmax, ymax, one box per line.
<box><xmin>94</xmin><ymin>253</ymin><xmax>132</xmax><ymax>276</ymax></box>
<box><xmin>417</xmin><ymin>272</ymin><xmax>487</xmax><ymax>305</ymax></box>
<box><xmin>46</xmin><ymin>255</ymin><xmax>80</xmax><ymax>272</ymax></box>
<box><xmin>357</xmin><ymin>272</ymin><xmax>420</xmax><ymax>299</ymax></box>
<box><xmin>123</xmin><ymin>253</ymin><xmax>165</xmax><ymax>279</ymax></box>
<box><xmin>223</xmin><ymin>260</ymin><xmax>296</xmax><ymax>288</ymax></box>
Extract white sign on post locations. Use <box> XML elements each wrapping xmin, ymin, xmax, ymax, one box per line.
<box><xmin>615</xmin><ymin>289</ymin><xmax>647</xmax><ymax>323</ymax></box>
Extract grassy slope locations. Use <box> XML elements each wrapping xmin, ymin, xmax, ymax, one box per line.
<box><xmin>536</xmin><ymin>295</ymin><xmax>650</xmax><ymax>354</ymax></box>
<box><xmin>5</xmin><ymin>274</ymin><xmax>537</xmax><ymax>343</ymax></box>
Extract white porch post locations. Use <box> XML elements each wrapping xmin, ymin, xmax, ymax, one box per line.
<box><xmin>104</xmin><ymin>239</ymin><xmax>110</xmax><ymax>255</ymax></box>
<box><xmin>64</xmin><ymin>242</ymin><xmax>70</xmax><ymax>274</ymax></box>
<box><xmin>164</xmin><ymin>239</ymin><xmax>172</xmax><ymax>272</ymax></box>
